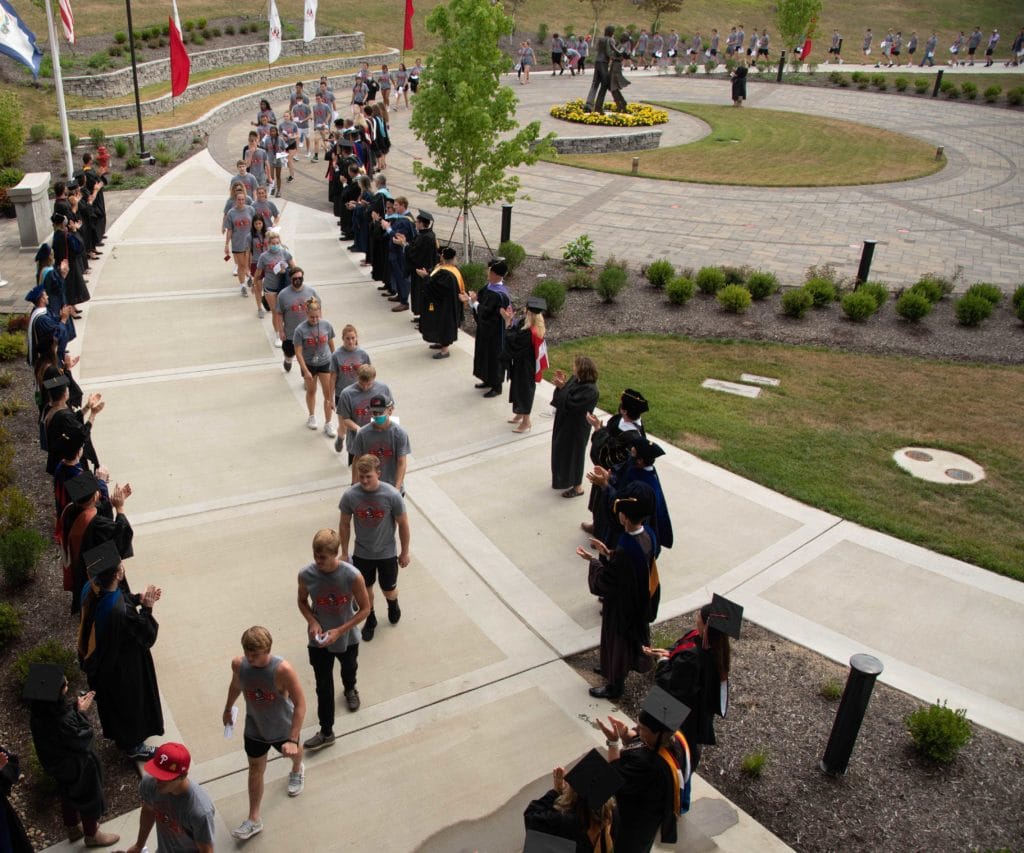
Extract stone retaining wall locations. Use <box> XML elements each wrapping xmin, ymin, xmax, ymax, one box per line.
<box><xmin>550</xmin><ymin>130</ymin><xmax>662</xmax><ymax>154</ymax></box>
<box><xmin>63</xmin><ymin>33</ymin><xmax>364</xmax><ymax>98</ymax></box>
<box><xmin>67</xmin><ymin>49</ymin><xmax>398</xmax><ymax>122</ymax></box>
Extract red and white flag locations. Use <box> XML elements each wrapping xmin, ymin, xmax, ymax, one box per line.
<box><xmin>168</xmin><ymin>0</ymin><xmax>190</xmax><ymax>97</ymax></box>
<box><xmin>58</xmin><ymin>0</ymin><xmax>75</xmax><ymax>43</ymax></box>
<box><xmin>268</xmin><ymin>0</ymin><xmax>282</xmax><ymax>63</ymax></box>
<box><xmin>303</xmin><ymin>0</ymin><xmax>317</xmax><ymax>43</ymax></box>
<box><xmin>403</xmin><ymin>0</ymin><xmax>414</xmax><ymax>51</ymax></box>
<box><xmin>533</xmin><ymin>335</ymin><xmax>549</xmax><ymax>382</ymax></box>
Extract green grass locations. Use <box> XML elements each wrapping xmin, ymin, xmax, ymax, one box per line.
<box><xmin>548</xmin><ymin>102</ymin><xmax>944</xmax><ymax>187</ymax></box>
<box><xmin>548</xmin><ymin>335</ymin><xmax>1024</xmax><ymax>582</ymax></box>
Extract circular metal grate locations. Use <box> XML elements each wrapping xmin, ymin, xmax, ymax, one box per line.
<box><xmin>945</xmin><ymin>468</ymin><xmax>975</xmax><ymax>482</ymax></box>
<box><xmin>905</xmin><ymin>450</ymin><xmax>933</xmax><ymax>462</ymax></box>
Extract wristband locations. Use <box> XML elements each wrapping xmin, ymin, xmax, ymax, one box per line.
<box><xmin>284</xmin><ymin>738</ymin><xmax>298</xmax><ymax>745</ymax></box>
<box><xmin>605</xmin><ymin>739</ymin><xmax>619</xmax><ymax>748</ymax></box>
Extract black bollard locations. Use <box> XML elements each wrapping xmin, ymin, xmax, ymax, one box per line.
<box><xmin>855</xmin><ymin>239</ymin><xmax>877</xmax><ymax>285</ymax></box>
<box><xmin>500</xmin><ymin>204</ymin><xmax>513</xmax><ymax>245</ymax></box>
<box><xmin>932</xmin><ymin>69</ymin><xmax>944</xmax><ymax>98</ymax></box>
<box><xmin>820</xmin><ymin>654</ymin><xmax>884</xmax><ymax>776</ymax></box>
<box><xmin>776</xmin><ymin>50</ymin><xmax>786</xmax><ymax>82</ymax></box>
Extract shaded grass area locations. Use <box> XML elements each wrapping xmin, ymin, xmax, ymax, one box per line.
<box><xmin>549</xmin><ymin>334</ymin><xmax>1024</xmax><ymax>581</ymax></box>
<box><xmin>548</xmin><ymin>102</ymin><xmax>945</xmax><ymax>186</ymax></box>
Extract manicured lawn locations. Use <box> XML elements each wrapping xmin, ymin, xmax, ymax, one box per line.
<box><xmin>548</xmin><ymin>102</ymin><xmax>945</xmax><ymax>186</ymax></box>
<box><xmin>549</xmin><ymin>334</ymin><xmax>1024</xmax><ymax>582</ymax></box>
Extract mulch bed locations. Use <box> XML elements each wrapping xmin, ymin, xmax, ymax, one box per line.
<box><xmin>0</xmin><ymin>359</ymin><xmax>139</xmax><ymax>849</ymax></box>
<box><xmin>568</xmin><ymin>612</ymin><xmax>1024</xmax><ymax>852</ymax></box>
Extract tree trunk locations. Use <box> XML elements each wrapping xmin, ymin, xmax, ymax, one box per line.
<box><xmin>462</xmin><ymin>201</ymin><xmax>471</xmax><ymax>261</ymax></box>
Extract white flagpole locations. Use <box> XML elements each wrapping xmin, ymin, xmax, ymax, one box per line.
<box><xmin>42</xmin><ymin>0</ymin><xmax>74</xmax><ymax>178</ymax></box>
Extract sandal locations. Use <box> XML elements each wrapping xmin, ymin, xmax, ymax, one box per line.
<box><xmin>561</xmin><ymin>488</ymin><xmax>584</xmax><ymax>498</ymax></box>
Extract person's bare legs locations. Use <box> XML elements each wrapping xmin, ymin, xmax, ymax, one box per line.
<box><xmin>514</xmin><ymin>414</ymin><xmax>532</xmax><ymax>432</ymax></box>
<box><xmin>265</xmin><ymin>292</ymin><xmax>282</xmax><ymax>339</ymax></box>
<box><xmin>246</xmin><ymin>755</ymin><xmax>267</xmax><ymax>822</ymax></box>
<box><xmin>253</xmin><ymin>278</ymin><xmax>264</xmax><ymax>315</ymax></box>
<box><xmin>303</xmin><ymin>373</ymin><xmax>316</xmax><ymax>416</ymax></box>
<box><xmin>233</xmin><ymin>252</ymin><xmax>249</xmax><ymax>286</ymax></box>
<box><xmin>317</xmin><ymin>374</ymin><xmax>333</xmax><ymax>422</ymax></box>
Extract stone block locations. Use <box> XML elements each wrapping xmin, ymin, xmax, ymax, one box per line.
<box><xmin>7</xmin><ymin>172</ymin><xmax>51</xmax><ymax>250</ymax></box>
<box><xmin>702</xmin><ymin>378</ymin><xmax>762</xmax><ymax>398</ymax></box>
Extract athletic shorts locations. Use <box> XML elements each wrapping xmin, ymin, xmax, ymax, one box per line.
<box><xmin>758</xmin><ymin>48</ymin><xmax>769</xmax><ymax>56</ymax></box>
<box><xmin>352</xmin><ymin>554</ymin><xmax>399</xmax><ymax>591</ymax></box>
<box><xmin>285</xmin><ymin>140</ymin><xmax>297</xmax><ymax>150</ymax></box>
<box><xmin>282</xmin><ymin>339</ymin><xmax>296</xmax><ymax>358</ymax></box>
<box><xmin>244</xmin><ymin>735</ymin><xmax>288</xmax><ymax>758</ymax></box>
<box><xmin>306</xmin><ymin>362</ymin><xmax>331</xmax><ymax>375</ymax></box>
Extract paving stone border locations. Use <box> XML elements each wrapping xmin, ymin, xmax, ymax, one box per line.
<box><xmin>67</xmin><ymin>49</ymin><xmax>399</xmax><ymax>122</ymax></box>
<box><xmin>63</xmin><ymin>33</ymin><xmax>365</xmax><ymax>98</ymax></box>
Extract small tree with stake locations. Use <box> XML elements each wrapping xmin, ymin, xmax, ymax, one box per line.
<box><xmin>410</xmin><ymin>0</ymin><xmax>554</xmax><ymax>258</ymax></box>
<box><xmin>636</xmin><ymin>0</ymin><xmax>683</xmax><ymax>36</ymax></box>
<box><xmin>776</xmin><ymin>0</ymin><xmax>822</xmax><ymax>54</ymax></box>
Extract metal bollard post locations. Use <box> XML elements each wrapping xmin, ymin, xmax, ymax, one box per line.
<box><xmin>932</xmin><ymin>69</ymin><xmax>944</xmax><ymax>97</ymax></box>
<box><xmin>935</xmin><ymin>146</ymin><xmax>944</xmax><ymax>160</ymax></box>
<box><xmin>500</xmin><ymin>204</ymin><xmax>513</xmax><ymax>245</ymax></box>
<box><xmin>631</xmin><ymin>157</ymin><xmax>640</xmax><ymax>176</ymax></box>
<box><xmin>855</xmin><ymin>239</ymin><xmax>877</xmax><ymax>285</ymax></box>
<box><xmin>776</xmin><ymin>50</ymin><xmax>786</xmax><ymax>82</ymax></box>
<box><xmin>820</xmin><ymin>654</ymin><xmax>884</xmax><ymax>776</ymax></box>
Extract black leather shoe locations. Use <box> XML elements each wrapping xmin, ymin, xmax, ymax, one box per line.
<box><xmin>474</xmin><ymin>382</ymin><xmax>489</xmax><ymax>389</ymax></box>
<box><xmin>483</xmin><ymin>387</ymin><xmax>502</xmax><ymax>398</ymax></box>
<box><xmin>588</xmin><ymin>685</ymin><xmax>622</xmax><ymax>700</ymax></box>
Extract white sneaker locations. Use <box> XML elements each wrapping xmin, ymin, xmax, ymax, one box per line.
<box><xmin>287</xmin><ymin>763</ymin><xmax>305</xmax><ymax>797</ymax></box>
<box><xmin>274</xmin><ymin>339</ymin><xmax>283</xmax><ymax>349</ymax></box>
<box><xmin>324</xmin><ymin>422</ymin><xmax>337</xmax><ymax>438</ymax></box>
<box><xmin>305</xmin><ymin>415</ymin><xmax>317</xmax><ymax>431</ymax></box>
<box><xmin>231</xmin><ymin>818</ymin><xmax>263</xmax><ymax>840</ymax></box>
<box><xmin>258</xmin><ymin>308</ymin><xmax>266</xmax><ymax>318</ymax></box>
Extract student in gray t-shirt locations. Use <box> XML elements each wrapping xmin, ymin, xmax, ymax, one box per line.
<box><xmin>338</xmin><ymin>453</ymin><xmax>411</xmax><ymax>640</ymax></box>
<box><xmin>335</xmin><ymin>363</ymin><xmax>392</xmax><ymax>459</ymax></box>
<box><xmin>349</xmin><ymin>393</ymin><xmax>410</xmax><ymax>493</ymax></box>
<box><xmin>275</xmin><ymin>268</ymin><xmax>317</xmax><ymax>370</ymax></box>
<box><xmin>130</xmin><ymin>742</ymin><xmax>216</xmax><ymax>853</ymax></box>
<box><xmin>292</xmin><ymin>297</ymin><xmax>336</xmax><ymax>434</ymax></box>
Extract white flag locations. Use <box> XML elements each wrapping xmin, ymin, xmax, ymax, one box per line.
<box><xmin>303</xmin><ymin>0</ymin><xmax>317</xmax><ymax>43</ymax></box>
<box><xmin>268</xmin><ymin>0</ymin><xmax>282</xmax><ymax>63</ymax></box>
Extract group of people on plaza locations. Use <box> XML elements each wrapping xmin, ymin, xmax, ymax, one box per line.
<box><xmin>823</xmin><ymin>24</ymin><xmax>1024</xmax><ymax>68</ymax></box>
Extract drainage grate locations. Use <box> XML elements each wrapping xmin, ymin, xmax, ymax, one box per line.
<box><xmin>905</xmin><ymin>450</ymin><xmax>933</xmax><ymax>462</ymax></box>
<box><xmin>945</xmin><ymin>468</ymin><xmax>975</xmax><ymax>482</ymax></box>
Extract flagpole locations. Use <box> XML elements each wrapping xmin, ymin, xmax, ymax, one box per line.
<box><xmin>123</xmin><ymin>0</ymin><xmax>150</xmax><ymax>161</ymax></box>
<box><xmin>41</xmin><ymin>0</ymin><xmax>74</xmax><ymax>178</ymax></box>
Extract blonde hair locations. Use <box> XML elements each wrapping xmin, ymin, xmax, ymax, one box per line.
<box><xmin>241</xmin><ymin>625</ymin><xmax>273</xmax><ymax>653</ymax></box>
<box><xmin>354</xmin><ymin>454</ymin><xmax>381</xmax><ymax>475</ymax></box>
<box><xmin>305</xmin><ymin>297</ymin><xmax>322</xmax><ymax>311</ymax></box>
<box><xmin>313</xmin><ymin>528</ymin><xmax>340</xmax><ymax>554</ymax></box>
<box><xmin>527</xmin><ymin>311</ymin><xmax>546</xmax><ymax>339</ymax></box>
<box><xmin>356</xmin><ymin>364</ymin><xmax>376</xmax><ymax>382</ymax></box>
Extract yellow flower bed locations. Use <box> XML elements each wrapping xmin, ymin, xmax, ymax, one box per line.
<box><xmin>549</xmin><ymin>99</ymin><xmax>669</xmax><ymax>127</ymax></box>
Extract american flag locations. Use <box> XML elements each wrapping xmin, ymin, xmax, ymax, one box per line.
<box><xmin>57</xmin><ymin>0</ymin><xmax>75</xmax><ymax>43</ymax></box>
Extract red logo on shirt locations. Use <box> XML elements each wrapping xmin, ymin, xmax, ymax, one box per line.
<box><xmin>245</xmin><ymin>688</ymin><xmax>278</xmax><ymax>704</ymax></box>
<box><xmin>153</xmin><ymin>805</ymin><xmax>185</xmax><ymax>835</ymax></box>
<box><xmin>367</xmin><ymin>444</ymin><xmax>395</xmax><ymax>460</ymax></box>
<box><xmin>303</xmin><ymin>334</ymin><xmax>328</xmax><ymax>346</ymax></box>
<box><xmin>354</xmin><ymin>502</ymin><xmax>387</xmax><ymax>526</ymax></box>
<box><xmin>315</xmin><ymin>592</ymin><xmax>350</xmax><ymax>608</ymax></box>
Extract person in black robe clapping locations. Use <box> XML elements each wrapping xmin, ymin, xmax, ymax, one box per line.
<box><xmin>550</xmin><ymin>355</ymin><xmax>599</xmax><ymax>496</ymax></box>
<box><xmin>420</xmin><ymin>246</ymin><xmax>465</xmax><ymax>358</ymax></box>
<box><xmin>462</xmin><ymin>257</ymin><xmax>512</xmax><ymax>397</ymax></box>
<box><xmin>500</xmin><ymin>296</ymin><xmax>547</xmax><ymax>433</ymax></box>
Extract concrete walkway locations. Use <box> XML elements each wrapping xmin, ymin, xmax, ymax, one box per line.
<box><xmin>29</xmin><ymin>71</ymin><xmax>1024</xmax><ymax>851</ymax></box>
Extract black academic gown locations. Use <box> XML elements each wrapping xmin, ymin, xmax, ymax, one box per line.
<box><xmin>84</xmin><ymin>169</ymin><xmax>107</xmax><ymax>240</ymax></box>
<box><xmin>52</xmin><ymin>228</ymin><xmax>89</xmax><ymax>305</ymax></box>
<box><xmin>80</xmin><ymin>586</ymin><xmax>164</xmax><ymax>751</ymax></box>
<box><xmin>550</xmin><ymin>377</ymin><xmax>599</xmax><ymax>489</ymax></box>
<box><xmin>656</xmin><ymin>630</ymin><xmax>722</xmax><ymax>749</ymax></box>
<box><xmin>523</xmin><ymin>788</ymin><xmax>618</xmax><ymax>852</ymax></box>
<box><xmin>29</xmin><ymin>699</ymin><xmax>106</xmax><ymax>820</ymax></box>
<box><xmin>471</xmin><ymin>284</ymin><xmax>510</xmax><ymax>389</ymax></box>
<box><xmin>44</xmin><ymin>406</ymin><xmax>92</xmax><ymax>475</ymax></box>
<box><xmin>501</xmin><ymin>321</ymin><xmax>538</xmax><ymax>415</ymax></box>
<box><xmin>339</xmin><ymin>177</ymin><xmax>360</xmax><ymax>237</ymax></box>
<box><xmin>612</xmin><ymin>746</ymin><xmax>676</xmax><ymax>852</ymax></box>
<box><xmin>368</xmin><ymin>192</ymin><xmax>389</xmax><ymax>285</ymax></box>
<box><xmin>420</xmin><ymin>266</ymin><xmax>463</xmax><ymax>346</ymax></box>
<box><xmin>0</xmin><ymin>750</ymin><xmax>32</xmax><ymax>853</ymax></box>
<box><xmin>61</xmin><ymin>501</ymin><xmax>133</xmax><ymax>614</ymax></box>
<box><xmin>405</xmin><ymin>228</ymin><xmax>439</xmax><ymax>316</ymax></box>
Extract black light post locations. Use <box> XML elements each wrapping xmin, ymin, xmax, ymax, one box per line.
<box><xmin>932</xmin><ymin>69</ymin><xmax>944</xmax><ymax>98</ymax></box>
<box><xmin>500</xmin><ymin>204</ymin><xmax>513</xmax><ymax>244</ymax></box>
<box><xmin>124</xmin><ymin>0</ymin><xmax>151</xmax><ymax>162</ymax></box>
<box><xmin>855</xmin><ymin>239</ymin><xmax>877</xmax><ymax>285</ymax></box>
<box><xmin>820</xmin><ymin>654</ymin><xmax>884</xmax><ymax>775</ymax></box>
<box><xmin>776</xmin><ymin>50</ymin><xmax>786</xmax><ymax>82</ymax></box>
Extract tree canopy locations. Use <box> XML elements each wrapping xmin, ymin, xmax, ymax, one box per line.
<box><xmin>775</xmin><ymin>0</ymin><xmax>822</xmax><ymax>51</ymax></box>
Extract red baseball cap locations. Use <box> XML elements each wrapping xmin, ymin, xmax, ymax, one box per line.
<box><xmin>143</xmin><ymin>742</ymin><xmax>191</xmax><ymax>781</ymax></box>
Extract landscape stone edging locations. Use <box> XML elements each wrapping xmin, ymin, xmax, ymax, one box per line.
<box><xmin>62</xmin><ymin>33</ymin><xmax>365</xmax><ymax>98</ymax></box>
<box><xmin>550</xmin><ymin>130</ymin><xmax>662</xmax><ymax>153</ymax></box>
<box><xmin>67</xmin><ymin>50</ymin><xmax>399</xmax><ymax>122</ymax></box>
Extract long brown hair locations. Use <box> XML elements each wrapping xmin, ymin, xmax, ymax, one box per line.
<box><xmin>700</xmin><ymin>603</ymin><xmax>731</xmax><ymax>679</ymax></box>
<box><xmin>555</xmin><ymin>786</ymin><xmax>615</xmax><ymax>851</ymax></box>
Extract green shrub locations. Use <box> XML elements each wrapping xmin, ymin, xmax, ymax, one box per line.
<box><xmin>666</xmin><ymin>276</ymin><xmax>695</xmax><ymax>306</ymax></box>
<box><xmin>86</xmin><ymin>51</ymin><xmax>109</xmax><ymax>70</ymax></box>
<box><xmin>563</xmin><ymin>269</ymin><xmax>593</xmax><ymax>290</ymax></box>
<box><xmin>224</xmin><ymin>23</ymin><xmax>235</xmax><ymax>35</ymax></box>
<box><xmin>536</xmin><ymin>22</ymin><xmax>548</xmax><ymax>44</ymax></box>
<box><xmin>562</xmin><ymin>234</ymin><xmax>594</xmax><ymax>267</ymax></box>
<box><xmin>740</xmin><ymin>748</ymin><xmax>769</xmax><ymax>778</ymax></box>
<box><xmin>837</xmin><ymin>76</ymin><xmax>850</xmax><ymax>88</ymax></box>
<box><xmin>0</xmin><ymin>528</ymin><xmax>46</xmax><ymax>587</ymax></box>
<box><xmin>68</xmin><ymin>132</ymin><xmax>79</xmax><ymax>150</ymax></box>
<box><xmin>954</xmin><ymin>293</ymin><xmax>993</xmax><ymax>326</ymax></box>
<box><xmin>745</xmin><ymin>271</ymin><xmax>779</xmax><ymax>300</ymax></box>
<box><xmin>161</xmin><ymin>22</ymin><xmax>171</xmax><ymax>36</ymax></box>
<box><xmin>841</xmin><ymin>290</ymin><xmax>877</xmax><ymax>322</ymax></box>
<box><xmin>108</xmin><ymin>172</ymin><xmax>124</xmax><ymax>187</ymax></box>
<box><xmin>497</xmin><ymin>240</ymin><xmax>526</xmax><ymax>272</ymax></box>
<box><xmin>114</xmin><ymin>30</ymin><xmax>127</xmax><ymax>43</ymax></box>
<box><xmin>0</xmin><ymin>333</ymin><xmax>26</xmax><ymax>361</ymax></box>
<box><xmin>905</xmin><ymin>700</ymin><xmax>972</xmax><ymax>763</ymax></box>
<box><xmin>914</xmin><ymin>78</ymin><xmax>930</xmax><ymax>94</ymax></box>
<box><xmin>113</xmin><ymin>137</ymin><xmax>129</xmax><ymax>157</ymax></box>
<box><xmin>12</xmin><ymin>639</ymin><xmax>79</xmax><ymax>689</ymax></box>
<box><xmin>0</xmin><ymin>602</ymin><xmax>21</xmax><ymax>650</ymax></box>
<box><xmin>1007</xmin><ymin>87</ymin><xmax>1024</xmax><ymax>107</ymax></box>
<box><xmin>781</xmin><ymin>288</ymin><xmax>813</xmax><ymax>318</ymax></box>
<box><xmin>211</xmin><ymin>26</ymin><xmax>222</xmax><ymax>37</ymax></box>
<box><xmin>0</xmin><ymin>399</ymin><xmax>25</xmax><ymax>418</ymax></box>
<box><xmin>0</xmin><ymin>487</ymin><xmax>33</xmax><ymax>535</ymax></box>
<box><xmin>961</xmin><ymin>81</ymin><xmax>977</xmax><ymax>100</ymax></box>
<box><xmin>720</xmin><ymin>265</ymin><xmax>750</xmax><ymax>285</ymax></box>
<box><xmin>0</xmin><ymin>166</ymin><xmax>24</xmax><ymax>188</ymax></box>
<box><xmin>645</xmin><ymin>259</ymin><xmax>675</xmax><ymax>289</ymax></box>
<box><xmin>909</xmin><ymin>277</ymin><xmax>946</xmax><ymax>303</ymax></box>
<box><xmin>804</xmin><ymin>277</ymin><xmax>837</xmax><ymax>307</ymax></box>
<box><xmin>107</xmin><ymin>45</ymin><xmax>123</xmax><ymax>57</ymax></box>
<box><xmin>894</xmin><ymin>77</ymin><xmax>908</xmax><ymax>92</ymax></box>
<box><xmin>197</xmin><ymin>17</ymin><xmax>207</xmax><ymax>28</ymax></box>
<box><xmin>1011</xmin><ymin>284</ymin><xmax>1024</xmax><ymax>312</ymax></box>
<box><xmin>184</xmin><ymin>19</ymin><xmax>194</xmax><ymax>31</ymax></box>
<box><xmin>192</xmin><ymin>34</ymin><xmax>205</xmax><ymax>45</ymax></box>
<box><xmin>1017</xmin><ymin>300</ymin><xmax>1024</xmax><ymax>324</ymax></box>
<box><xmin>88</xmin><ymin>127</ymin><xmax>105</xmax><ymax>146</ymax></box>
<box><xmin>983</xmin><ymin>85</ymin><xmax>1002</xmax><ymax>103</ymax></box>
<box><xmin>459</xmin><ymin>262</ymin><xmax>487</xmax><ymax>292</ymax></box>
<box><xmin>828</xmin><ymin>70</ymin><xmax>842</xmax><ymax>85</ymax></box>
<box><xmin>595</xmin><ymin>264</ymin><xmax>628</xmax><ymax>303</ymax></box>
<box><xmin>695</xmin><ymin>266</ymin><xmax>727</xmax><ymax>295</ymax></box>
<box><xmin>532</xmin><ymin>279</ymin><xmax>566</xmax><ymax>315</ymax></box>
<box><xmin>857</xmin><ymin>281</ymin><xmax>888</xmax><ymax>310</ymax></box>
<box><xmin>819</xmin><ymin>678</ymin><xmax>843</xmax><ymax>701</ymax></box>
<box><xmin>0</xmin><ymin>93</ymin><xmax>26</xmax><ymax>168</ymax></box>
<box><xmin>125</xmin><ymin>153</ymin><xmax>142</xmax><ymax>170</ymax></box>
<box><xmin>717</xmin><ymin>284</ymin><xmax>752</xmax><ymax>313</ymax></box>
<box><xmin>0</xmin><ymin>369</ymin><xmax>12</xmax><ymax>388</ymax></box>
<box><xmin>871</xmin><ymin>74</ymin><xmax>887</xmax><ymax>90</ymax></box>
<box><xmin>964</xmin><ymin>282</ymin><xmax>1003</xmax><ymax>306</ymax></box>
<box><xmin>29</xmin><ymin>124</ymin><xmax>46</xmax><ymax>144</ymax></box>
<box><xmin>896</xmin><ymin>291</ymin><xmax>933</xmax><ymax>322</ymax></box>
<box><xmin>201</xmin><ymin>28</ymin><xmax>212</xmax><ymax>39</ymax></box>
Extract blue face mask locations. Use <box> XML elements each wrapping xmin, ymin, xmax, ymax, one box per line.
<box><xmin>372</xmin><ymin>415</ymin><xmax>387</xmax><ymax>426</ymax></box>
<box><xmin>270</xmin><ymin>244</ymin><xmax>282</xmax><ymax>252</ymax></box>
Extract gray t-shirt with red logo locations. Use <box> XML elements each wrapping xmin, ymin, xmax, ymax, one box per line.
<box><xmin>293</xmin><ymin>319</ymin><xmax>335</xmax><ymax>366</ymax></box>
<box><xmin>336</xmin><ymin>380</ymin><xmax>392</xmax><ymax>451</ymax></box>
<box><xmin>299</xmin><ymin>560</ymin><xmax>362</xmax><ymax>652</ymax></box>
<box><xmin>349</xmin><ymin>422</ymin><xmax>411</xmax><ymax>490</ymax></box>
<box><xmin>276</xmin><ymin>283</ymin><xmax>318</xmax><ymax>338</ymax></box>
<box><xmin>138</xmin><ymin>775</ymin><xmax>216</xmax><ymax>853</ymax></box>
<box><xmin>338</xmin><ymin>481</ymin><xmax>405</xmax><ymax>559</ymax></box>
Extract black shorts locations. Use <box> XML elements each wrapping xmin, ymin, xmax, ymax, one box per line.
<box><xmin>985</xmin><ymin>48</ymin><xmax>994</xmax><ymax>56</ymax></box>
<box><xmin>409</xmin><ymin>78</ymin><xmax>419</xmax><ymax>92</ymax></box>
<box><xmin>758</xmin><ymin>48</ymin><xmax>769</xmax><ymax>56</ymax></box>
<box><xmin>244</xmin><ymin>735</ymin><xmax>288</xmax><ymax>758</ymax></box>
<box><xmin>285</xmin><ymin>140</ymin><xmax>297</xmax><ymax>151</ymax></box>
<box><xmin>710</xmin><ymin>48</ymin><xmax>718</xmax><ymax>56</ymax></box>
<box><xmin>968</xmin><ymin>47</ymin><xmax>977</xmax><ymax>56</ymax></box>
<box><xmin>306</xmin><ymin>362</ymin><xmax>331</xmax><ymax>375</ymax></box>
<box><xmin>282</xmin><ymin>339</ymin><xmax>296</xmax><ymax>358</ymax></box>
<box><xmin>352</xmin><ymin>554</ymin><xmax>399</xmax><ymax>592</ymax></box>
<box><xmin>892</xmin><ymin>49</ymin><xmax>900</xmax><ymax>56</ymax></box>
<box><xmin>552</xmin><ymin>52</ymin><xmax>562</xmax><ymax>64</ymax></box>
<box><xmin>908</xmin><ymin>47</ymin><xmax>916</xmax><ymax>54</ymax></box>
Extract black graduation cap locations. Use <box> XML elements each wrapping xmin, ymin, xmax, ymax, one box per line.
<box><xmin>488</xmin><ymin>257</ymin><xmax>508</xmax><ymax>277</ymax></box>
<box><xmin>564</xmin><ymin>748</ymin><xmax>623</xmax><ymax>812</ymax></box>
<box><xmin>82</xmin><ymin>540</ymin><xmax>121</xmax><ymax>579</ymax></box>
<box><xmin>42</xmin><ymin>375</ymin><xmax>68</xmax><ymax>392</ymax></box>
<box><xmin>523</xmin><ymin>829</ymin><xmax>576</xmax><ymax>853</ymax></box>
<box><xmin>620</xmin><ymin>388</ymin><xmax>649</xmax><ymax>418</ymax></box>
<box><xmin>53</xmin><ymin>428</ymin><xmax>85</xmax><ymax>461</ymax></box>
<box><xmin>640</xmin><ymin>686</ymin><xmax>690</xmax><ymax>733</ymax></box>
<box><xmin>526</xmin><ymin>296</ymin><xmax>547</xmax><ymax>314</ymax></box>
<box><xmin>630</xmin><ymin>437</ymin><xmax>665</xmax><ymax>465</ymax></box>
<box><xmin>705</xmin><ymin>593</ymin><xmax>743</xmax><ymax>639</ymax></box>
<box><xmin>22</xmin><ymin>663</ymin><xmax>65</xmax><ymax>702</ymax></box>
<box><xmin>64</xmin><ymin>470</ymin><xmax>100</xmax><ymax>504</ymax></box>
<box><xmin>612</xmin><ymin>485</ymin><xmax>653</xmax><ymax>522</ymax></box>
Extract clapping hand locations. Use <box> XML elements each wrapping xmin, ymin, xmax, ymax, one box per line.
<box><xmin>76</xmin><ymin>690</ymin><xmax>96</xmax><ymax>712</ymax></box>
<box><xmin>586</xmin><ymin>466</ymin><xmax>610</xmax><ymax>488</ymax></box>
<box><xmin>642</xmin><ymin>644</ymin><xmax>670</xmax><ymax>659</ymax></box>
<box><xmin>141</xmin><ymin>584</ymin><xmax>161</xmax><ymax>608</ymax></box>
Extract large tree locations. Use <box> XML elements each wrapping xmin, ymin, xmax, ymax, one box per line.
<box><xmin>410</xmin><ymin>0</ymin><xmax>553</xmax><ymax>257</ymax></box>
<box><xmin>636</xmin><ymin>0</ymin><xmax>683</xmax><ymax>35</ymax></box>
<box><xmin>775</xmin><ymin>0</ymin><xmax>822</xmax><ymax>53</ymax></box>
